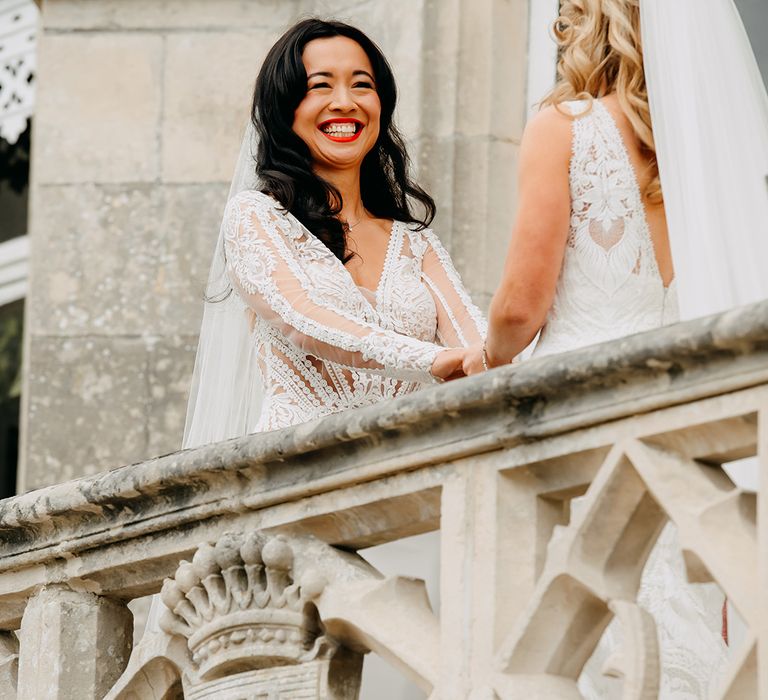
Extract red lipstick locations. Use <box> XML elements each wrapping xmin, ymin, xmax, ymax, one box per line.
<box><xmin>317</xmin><ymin>118</ymin><xmax>364</xmax><ymax>143</ymax></box>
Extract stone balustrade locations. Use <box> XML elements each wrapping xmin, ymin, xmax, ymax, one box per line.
<box><xmin>0</xmin><ymin>300</ymin><xmax>767</xmax><ymax>699</ymax></box>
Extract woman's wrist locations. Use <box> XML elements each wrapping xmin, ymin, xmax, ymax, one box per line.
<box><xmin>483</xmin><ymin>336</ymin><xmax>504</xmax><ymax>369</ymax></box>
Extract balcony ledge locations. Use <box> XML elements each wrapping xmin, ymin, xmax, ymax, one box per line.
<box><xmin>0</xmin><ymin>299</ymin><xmax>765</xmax><ymax>621</ymax></box>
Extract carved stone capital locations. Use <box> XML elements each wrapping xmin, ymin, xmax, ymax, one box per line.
<box><xmin>160</xmin><ymin>532</ymin><xmax>331</xmax><ymax>677</ymax></box>
<box><xmin>160</xmin><ymin>532</ymin><xmax>361</xmax><ymax>698</ymax></box>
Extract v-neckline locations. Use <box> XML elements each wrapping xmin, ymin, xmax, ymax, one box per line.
<box><xmin>594</xmin><ymin>99</ymin><xmax>675</xmax><ymax>291</ymax></box>
<box><xmin>277</xmin><ymin>197</ymin><xmax>401</xmax><ymax>309</ymax></box>
<box><xmin>347</xmin><ymin>220</ymin><xmax>401</xmax><ymax>303</ymax></box>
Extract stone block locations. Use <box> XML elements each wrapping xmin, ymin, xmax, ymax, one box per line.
<box><xmin>29</xmin><ymin>184</ymin><xmax>161</xmax><ymax>337</ymax></box>
<box><xmin>17</xmin><ymin>586</ymin><xmax>132</xmax><ymax>700</ymax></box>
<box><xmin>419</xmin><ymin>0</ymin><xmax>527</xmax><ymax>144</ymax></box>
<box><xmin>21</xmin><ymin>334</ymin><xmax>199</xmax><ymax>490</ymax></box>
<box><xmin>43</xmin><ymin>0</ymin><xmax>304</xmax><ymax>31</ymax></box>
<box><xmin>21</xmin><ymin>336</ymin><xmax>150</xmax><ymax>491</ymax></box>
<box><xmin>443</xmin><ymin>136</ymin><xmax>492</xmax><ymax>295</ymax></box>
<box><xmin>162</xmin><ymin>32</ymin><xmax>276</xmax><ymax>183</ymax></box>
<box><xmin>419</xmin><ymin>0</ymin><xmax>461</xmax><ymax>142</ymax></box>
<box><xmin>28</xmin><ymin>183</ymin><xmax>226</xmax><ymax>337</ymax></box>
<box><xmin>158</xmin><ymin>184</ymin><xmax>231</xmax><ymax>335</ymax></box>
<box><xmin>487</xmin><ymin>0</ymin><xmax>528</xmax><ymax>142</ymax></box>
<box><xmin>147</xmin><ymin>336</ymin><xmax>198</xmax><ymax>457</ymax></box>
<box><xmin>34</xmin><ymin>34</ymin><xmax>162</xmax><ymax>184</ymax></box>
<box><xmin>484</xmin><ymin>139</ymin><xmax>520</xmax><ymax>293</ymax></box>
<box><xmin>414</xmin><ymin>130</ymin><xmax>503</xmax><ymax>308</ymax></box>
<box><xmin>415</xmin><ymin>134</ymin><xmax>457</xmax><ymax>246</ymax></box>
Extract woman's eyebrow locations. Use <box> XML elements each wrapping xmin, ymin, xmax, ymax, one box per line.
<box><xmin>307</xmin><ymin>69</ymin><xmax>375</xmax><ymax>81</ymax></box>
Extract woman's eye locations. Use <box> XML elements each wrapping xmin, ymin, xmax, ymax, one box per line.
<box><xmin>308</xmin><ymin>82</ymin><xmax>331</xmax><ymax>90</ymax></box>
<box><xmin>353</xmin><ymin>81</ymin><xmax>374</xmax><ymax>90</ymax></box>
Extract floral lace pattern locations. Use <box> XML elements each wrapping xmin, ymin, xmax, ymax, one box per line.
<box><xmin>533</xmin><ymin>100</ymin><xmax>678</xmax><ymax>358</ymax></box>
<box><xmin>223</xmin><ymin>191</ymin><xmax>486</xmax><ymax>432</ymax></box>
<box><xmin>530</xmin><ymin>100</ymin><xmax>725</xmax><ymax>698</ymax></box>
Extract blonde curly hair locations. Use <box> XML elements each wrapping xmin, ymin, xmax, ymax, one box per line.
<box><xmin>542</xmin><ymin>0</ymin><xmax>661</xmax><ymax>202</ymax></box>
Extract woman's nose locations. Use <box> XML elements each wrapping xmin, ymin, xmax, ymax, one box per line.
<box><xmin>328</xmin><ymin>86</ymin><xmax>356</xmax><ymax>112</ymax></box>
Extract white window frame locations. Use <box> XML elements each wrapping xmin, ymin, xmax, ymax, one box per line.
<box><xmin>0</xmin><ymin>235</ymin><xmax>28</xmax><ymax>306</ymax></box>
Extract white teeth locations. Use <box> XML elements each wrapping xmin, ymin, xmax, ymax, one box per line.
<box><xmin>322</xmin><ymin>123</ymin><xmax>358</xmax><ymax>135</ymax></box>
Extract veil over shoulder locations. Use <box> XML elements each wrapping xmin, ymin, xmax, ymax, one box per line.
<box><xmin>641</xmin><ymin>0</ymin><xmax>768</xmax><ymax>320</ymax></box>
<box><xmin>182</xmin><ymin>122</ymin><xmax>263</xmax><ymax>449</ymax></box>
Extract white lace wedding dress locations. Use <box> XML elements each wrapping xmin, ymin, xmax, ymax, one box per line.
<box><xmin>143</xmin><ymin>191</ymin><xmax>486</xmax><ymax>652</ymax></box>
<box><xmin>223</xmin><ymin>189</ymin><xmax>486</xmax><ymax>432</ymax></box>
<box><xmin>533</xmin><ymin>100</ymin><xmax>727</xmax><ymax>699</ymax></box>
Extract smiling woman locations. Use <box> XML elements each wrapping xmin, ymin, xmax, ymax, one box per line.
<box><xmin>182</xmin><ymin>17</ymin><xmax>487</xmax><ymax>444</ymax></box>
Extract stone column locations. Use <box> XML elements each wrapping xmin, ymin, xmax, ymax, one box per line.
<box><xmin>17</xmin><ymin>585</ymin><xmax>132</xmax><ymax>699</ymax></box>
<box><xmin>419</xmin><ymin>0</ymin><xmax>529</xmax><ymax>309</ymax></box>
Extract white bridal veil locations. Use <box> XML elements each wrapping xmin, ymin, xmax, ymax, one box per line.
<box><xmin>641</xmin><ymin>0</ymin><xmax>768</xmax><ymax>320</ymax></box>
<box><xmin>182</xmin><ymin>122</ymin><xmax>263</xmax><ymax>449</ymax></box>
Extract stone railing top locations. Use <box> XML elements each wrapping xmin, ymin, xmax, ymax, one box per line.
<box><xmin>1</xmin><ymin>300</ymin><xmax>767</xmax><ymax>572</ymax></box>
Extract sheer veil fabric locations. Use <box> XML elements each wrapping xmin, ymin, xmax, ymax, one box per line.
<box><xmin>641</xmin><ymin>0</ymin><xmax>768</xmax><ymax>321</ymax></box>
<box><xmin>182</xmin><ymin>121</ymin><xmax>262</xmax><ymax>449</ymax></box>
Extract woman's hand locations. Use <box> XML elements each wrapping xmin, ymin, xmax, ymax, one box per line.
<box><xmin>462</xmin><ymin>343</ymin><xmax>486</xmax><ymax>376</ymax></box>
<box><xmin>431</xmin><ymin>348</ymin><xmax>467</xmax><ymax>381</ymax></box>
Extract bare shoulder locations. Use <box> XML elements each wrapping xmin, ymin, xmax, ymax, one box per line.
<box><xmin>519</xmin><ymin>105</ymin><xmax>574</xmax><ymax>172</ymax></box>
<box><xmin>522</xmin><ymin>105</ymin><xmax>573</xmax><ymax>153</ymax></box>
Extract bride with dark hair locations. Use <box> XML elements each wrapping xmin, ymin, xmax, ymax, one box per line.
<box><xmin>135</xmin><ymin>20</ymin><xmax>483</xmax><ymax>692</ymax></box>
<box><xmin>184</xmin><ymin>17</ymin><xmax>484</xmax><ymax>445</ymax></box>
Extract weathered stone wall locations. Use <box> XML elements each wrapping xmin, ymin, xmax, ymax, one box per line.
<box><xmin>20</xmin><ymin>0</ymin><xmax>527</xmax><ymax>490</ymax></box>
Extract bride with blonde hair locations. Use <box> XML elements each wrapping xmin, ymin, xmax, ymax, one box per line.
<box><xmin>467</xmin><ymin>0</ymin><xmax>675</xmax><ymax>368</ymax></box>
<box><xmin>463</xmin><ymin>0</ymin><xmax>768</xmax><ymax>696</ymax></box>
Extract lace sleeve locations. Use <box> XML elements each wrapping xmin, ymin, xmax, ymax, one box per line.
<box><xmin>419</xmin><ymin>229</ymin><xmax>487</xmax><ymax>347</ymax></box>
<box><xmin>223</xmin><ymin>192</ymin><xmax>443</xmax><ymax>383</ymax></box>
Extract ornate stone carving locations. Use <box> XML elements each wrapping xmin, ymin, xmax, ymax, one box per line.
<box><xmin>494</xmin><ymin>435</ymin><xmax>758</xmax><ymax>698</ymax></box>
<box><xmin>159</xmin><ymin>532</ymin><xmax>361</xmax><ymax>699</ymax></box>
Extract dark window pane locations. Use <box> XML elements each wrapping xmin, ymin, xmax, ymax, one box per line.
<box><xmin>0</xmin><ymin>300</ymin><xmax>23</xmax><ymax>499</ymax></box>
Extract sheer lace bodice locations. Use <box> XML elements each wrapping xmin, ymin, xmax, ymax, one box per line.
<box><xmin>223</xmin><ymin>190</ymin><xmax>486</xmax><ymax>432</ymax></box>
<box><xmin>534</xmin><ymin>100</ymin><xmax>678</xmax><ymax>358</ymax></box>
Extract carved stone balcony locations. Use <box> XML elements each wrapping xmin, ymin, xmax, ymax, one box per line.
<box><xmin>0</xmin><ymin>301</ymin><xmax>766</xmax><ymax>699</ymax></box>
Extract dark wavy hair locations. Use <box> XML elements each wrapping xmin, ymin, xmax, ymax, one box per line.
<box><xmin>252</xmin><ymin>18</ymin><xmax>436</xmax><ymax>262</ymax></box>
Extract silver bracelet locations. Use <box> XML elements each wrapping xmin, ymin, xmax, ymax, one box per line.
<box><xmin>481</xmin><ymin>339</ymin><xmax>490</xmax><ymax>372</ymax></box>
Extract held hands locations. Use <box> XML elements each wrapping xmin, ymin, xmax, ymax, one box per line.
<box><xmin>431</xmin><ymin>348</ymin><xmax>468</xmax><ymax>381</ymax></box>
<box><xmin>461</xmin><ymin>343</ymin><xmax>486</xmax><ymax>376</ymax></box>
<box><xmin>431</xmin><ymin>343</ymin><xmax>489</xmax><ymax>381</ymax></box>
<box><xmin>432</xmin><ymin>342</ymin><xmax>512</xmax><ymax>381</ymax></box>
